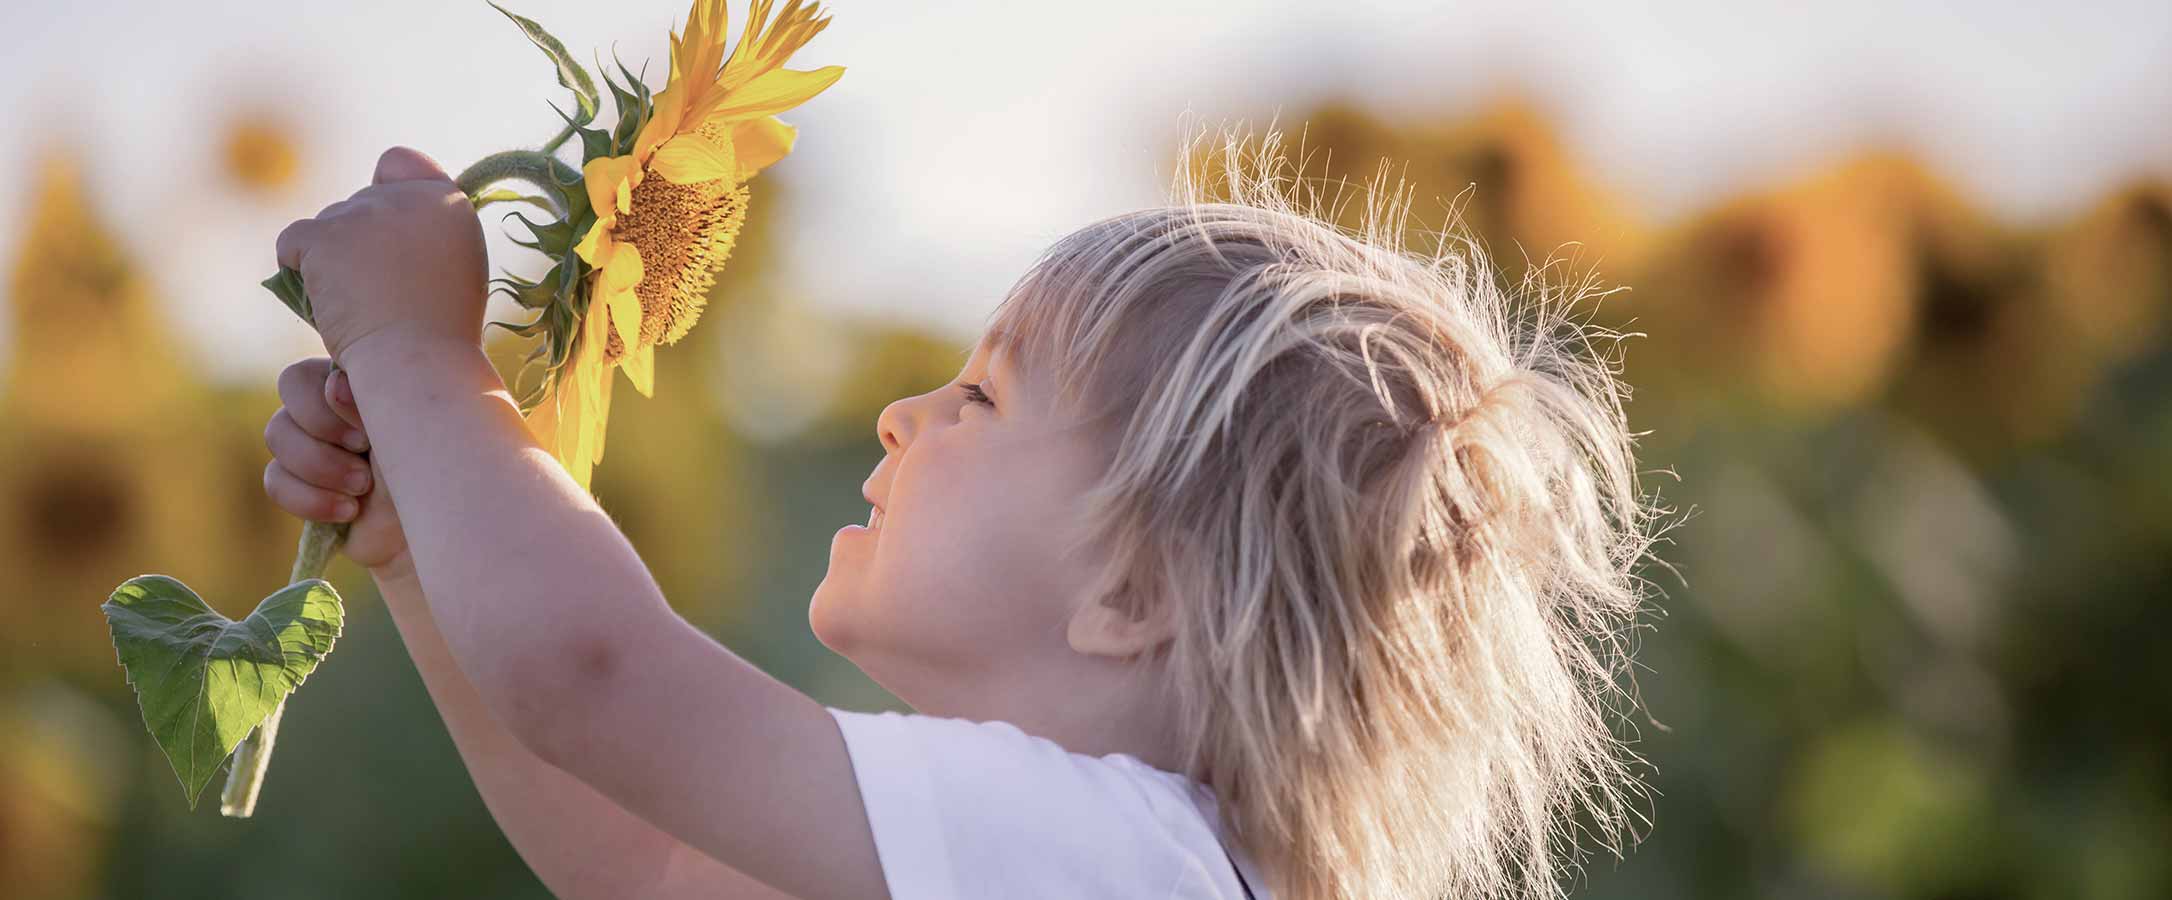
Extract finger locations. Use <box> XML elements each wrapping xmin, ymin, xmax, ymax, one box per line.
<box><xmin>274</xmin><ymin>217</ymin><xmax>322</xmax><ymax>272</ymax></box>
<box><xmin>264</xmin><ymin>409</ymin><xmax>373</xmax><ymax>496</ymax></box>
<box><xmin>373</xmin><ymin>146</ymin><xmax>453</xmax><ymax>185</ymax></box>
<box><xmin>265</xmin><ymin>460</ymin><xmax>361</xmax><ymax>523</ymax></box>
<box><xmin>323</xmin><ymin>366</ymin><xmax>365</xmax><ymax>433</ymax></box>
<box><xmin>315</xmin><ymin>197</ymin><xmax>357</xmax><ymax>220</ymax></box>
<box><xmin>275</xmin><ymin>360</ymin><xmax>367</xmax><ymax>449</ymax></box>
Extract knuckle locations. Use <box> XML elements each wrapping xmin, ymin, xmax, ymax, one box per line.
<box><xmin>323</xmin><ymin>493</ymin><xmax>355</xmax><ymax>521</ymax></box>
<box><xmin>306</xmin><ymin>443</ymin><xmax>357</xmax><ymax>490</ymax></box>
<box><xmin>262</xmin><ymin>461</ymin><xmax>284</xmax><ymax>500</ymax></box>
<box><xmin>263</xmin><ymin>411</ymin><xmax>285</xmax><ymax>452</ymax></box>
<box><xmin>277</xmin><ymin>359</ymin><xmax>314</xmax><ymax>399</ymax></box>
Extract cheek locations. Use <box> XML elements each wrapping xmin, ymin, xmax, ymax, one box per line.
<box><xmin>874</xmin><ymin>454</ymin><xmax>1079</xmax><ymax>641</ymax></box>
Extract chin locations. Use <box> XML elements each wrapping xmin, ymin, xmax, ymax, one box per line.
<box><xmin>808</xmin><ymin>580</ymin><xmax>853</xmax><ymax>653</ymax></box>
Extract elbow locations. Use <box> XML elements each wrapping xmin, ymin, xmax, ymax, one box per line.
<box><xmin>497</xmin><ymin>629</ymin><xmax>627</xmax><ymax>771</ymax></box>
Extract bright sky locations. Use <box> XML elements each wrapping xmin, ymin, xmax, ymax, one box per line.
<box><xmin>1</xmin><ymin>0</ymin><xmax>2166</xmax><ymax>384</ymax></box>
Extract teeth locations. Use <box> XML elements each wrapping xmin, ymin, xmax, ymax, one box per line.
<box><xmin>867</xmin><ymin>506</ymin><xmax>883</xmax><ymax>529</ymax></box>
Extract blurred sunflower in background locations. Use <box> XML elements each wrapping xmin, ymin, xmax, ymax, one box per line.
<box><xmin>0</xmin><ymin>156</ymin><xmax>257</xmax><ymax>681</ymax></box>
<box><xmin>524</xmin><ymin>0</ymin><xmax>843</xmax><ymax>490</ymax></box>
<box><xmin>2044</xmin><ymin>182</ymin><xmax>2171</xmax><ymax>365</ymax></box>
<box><xmin>220</xmin><ymin>111</ymin><xmax>303</xmax><ymax>194</ymax></box>
<box><xmin>1630</xmin><ymin>152</ymin><xmax>1921</xmax><ymax>421</ymax></box>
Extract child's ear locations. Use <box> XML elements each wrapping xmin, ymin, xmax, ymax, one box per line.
<box><xmin>1065</xmin><ymin>583</ymin><xmax>1174</xmax><ymax>659</ymax></box>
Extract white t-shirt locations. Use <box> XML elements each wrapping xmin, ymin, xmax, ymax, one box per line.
<box><xmin>827</xmin><ymin>708</ymin><xmax>1272</xmax><ymax>900</ymax></box>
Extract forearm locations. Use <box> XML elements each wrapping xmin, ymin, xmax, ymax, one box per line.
<box><xmin>338</xmin><ymin>330</ymin><xmax>666</xmax><ymax>740</ymax></box>
<box><xmin>370</xmin><ymin>563</ymin><xmax>794</xmax><ymax>900</ymax></box>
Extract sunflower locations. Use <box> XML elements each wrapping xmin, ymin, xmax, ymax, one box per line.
<box><xmin>523</xmin><ymin>0</ymin><xmax>841</xmax><ymax>490</ymax></box>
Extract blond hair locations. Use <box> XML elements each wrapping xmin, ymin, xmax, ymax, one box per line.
<box><xmin>983</xmin><ymin>124</ymin><xmax>1678</xmax><ymax>900</ymax></box>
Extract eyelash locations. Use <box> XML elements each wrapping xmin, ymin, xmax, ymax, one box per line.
<box><xmin>959</xmin><ymin>382</ymin><xmax>993</xmax><ymax>408</ymax></box>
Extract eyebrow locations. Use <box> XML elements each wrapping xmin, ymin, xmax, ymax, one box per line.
<box><xmin>976</xmin><ymin>331</ymin><xmax>1024</xmax><ymax>389</ymax></box>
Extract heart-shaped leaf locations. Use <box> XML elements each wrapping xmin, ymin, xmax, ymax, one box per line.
<box><xmin>102</xmin><ymin>574</ymin><xmax>344</xmax><ymax>809</ymax></box>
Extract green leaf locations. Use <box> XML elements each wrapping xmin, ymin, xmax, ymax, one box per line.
<box><xmin>102</xmin><ymin>575</ymin><xmax>344</xmax><ymax>809</ymax></box>
<box><xmin>488</xmin><ymin>1</ymin><xmax>599</xmax><ymax>122</ymax></box>
<box><xmin>262</xmin><ymin>267</ymin><xmax>313</xmax><ymax>327</ymax></box>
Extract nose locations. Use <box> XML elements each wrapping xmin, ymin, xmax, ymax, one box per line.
<box><xmin>876</xmin><ymin>393</ymin><xmax>916</xmax><ymax>454</ymax></box>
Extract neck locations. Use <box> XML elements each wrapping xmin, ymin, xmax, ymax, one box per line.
<box><xmin>902</xmin><ymin>649</ymin><xmax>1183</xmax><ymax>773</ymax></box>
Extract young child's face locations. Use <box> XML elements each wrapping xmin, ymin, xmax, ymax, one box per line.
<box><xmin>810</xmin><ymin>329</ymin><xmax>1115</xmax><ymax>705</ymax></box>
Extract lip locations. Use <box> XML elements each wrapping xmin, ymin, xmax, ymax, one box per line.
<box><xmin>841</xmin><ymin>491</ymin><xmax>884</xmax><ymax>538</ymax></box>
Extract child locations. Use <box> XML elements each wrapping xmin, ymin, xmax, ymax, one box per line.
<box><xmin>260</xmin><ymin>130</ymin><xmax>1667</xmax><ymax>900</ymax></box>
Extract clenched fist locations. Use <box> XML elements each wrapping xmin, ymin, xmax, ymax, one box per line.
<box><xmin>262</xmin><ymin>357</ymin><xmax>409</xmax><ymax>573</ymax></box>
<box><xmin>273</xmin><ymin>146</ymin><xmax>488</xmax><ymax>365</ymax></box>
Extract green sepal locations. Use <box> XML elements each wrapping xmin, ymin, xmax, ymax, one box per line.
<box><xmin>488</xmin><ymin>266</ymin><xmax>559</xmax><ymax>311</ymax></box>
<box><xmin>576</xmin><ymin>126</ymin><xmax>616</xmax><ymax>165</ymax></box>
<box><xmin>546</xmin><ymin>293</ymin><xmax>580</xmax><ymax>364</ymax></box>
<box><xmin>599</xmin><ymin>57</ymin><xmax>641</xmax><ymax>155</ymax></box>
<box><xmin>487</xmin><ymin>1</ymin><xmax>598</xmax><ymax>122</ymax></box>
<box><xmin>487</xmin><ymin>315</ymin><xmax>553</xmax><ymax>338</ymax></box>
<box><xmin>604</xmin><ymin>55</ymin><xmax>654</xmax><ymax>157</ymax></box>
<box><xmin>549</xmin><ymin>99</ymin><xmax>618</xmax><ymax>171</ymax></box>
<box><xmin>262</xmin><ymin>267</ymin><xmax>314</xmax><ymax>328</ymax></box>
<box><xmin>520</xmin><ymin>262</ymin><xmax>567</xmax><ymax>309</ymax></box>
<box><xmin>472</xmin><ymin>188</ymin><xmax>555</xmax><ymax>214</ymax></box>
<box><xmin>503</xmin><ymin>211</ymin><xmax>574</xmax><ymax>255</ymax></box>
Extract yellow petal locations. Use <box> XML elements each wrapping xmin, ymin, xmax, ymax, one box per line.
<box><xmin>549</xmin><ymin>376</ymin><xmax>590</xmax><ymax>491</ymax></box>
<box><xmin>650</xmin><ymin>133</ymin><xmax>739</xmax><ymax>184</ymax></box>
<box><xmin>595</xmin><ymin>352</ymin><xmax>616</xmax><ymax>461</ymax></box>
<box><xmin>601</xmin><ymin>242</ymin><xmax>645</xmax><ymax>295</ymax></box>
<box><xmin>620</xmin><ymin>341</ymin><xmax>656</xmax><ymax>398</ymax></box>
<box><xmin>522</xmin><ymin>379</ymin><xmax>562</xmax><ymax>456</ymax></box>
<box><xmin>606</xmin><ymin>281</ymin><xmax>643</xmax><ymax>353</ymax></box>
<box><xmin>718</xmin><ymin>0</ymin><xmax>779</xmax><ymax>88</ymax></box>
<box><xmin>678</xmin><ymin>0</ymin><xmax>731</xmax><ymax>85</ymax></box>
<box><xmin>719</xmin><ymin>0</ymin><xmax>835</xmax><ymax>91</ymax></box>
<box><xmin>637</xmin><ymin>87</ymin><xmax>688</xmax><ymax>161</ymax></box>
<box><xmin>574</xmin><ymin>217</ymin><xmax>612</xmax><ymax>265</ymax></box>
<box><xmin>570</xmin><ymin>307</ymin><xmax>612</xmax><ymax>485</ymax></box>
<box><xmin>582</xmin><ymin>155</ymin><xmax>642</xmax><ymax>216</ymax></box>
<box><xmin>731</xmin><ymin>117</ymin><xmax>798</xmax><ymax>180</ymax></box>
<box><xmin>700</xmin><ymin>65</ymin><xmax>844</xmax><ymax>124</ymax></box>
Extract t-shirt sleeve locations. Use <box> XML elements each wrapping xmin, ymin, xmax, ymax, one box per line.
<box><xmin>827</xmin><ymin>706</ymin><xmax>1212</xmax><ymax>900</ymax></box>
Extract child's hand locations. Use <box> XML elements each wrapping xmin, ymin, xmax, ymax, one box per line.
<box><xmin>262</xmin><ymin>356</ymin><xmax>410</xmax><ymax>574</ymax></box>
<box><xmin>273</xmin><ymin>146</ymin><xmax>488</xmax><ymax>364</ymax></box>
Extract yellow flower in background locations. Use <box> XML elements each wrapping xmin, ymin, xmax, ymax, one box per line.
<box><xmin>526</xmin><ymin>0</ymin><xmax>843</xmax><ymax>490</ymax></box>
<box><xmin>221</xmin><ymin>114</ymin><xmax>302</xmax><ymax>193</ymax></box>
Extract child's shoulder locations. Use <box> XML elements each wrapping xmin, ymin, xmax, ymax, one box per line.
<box><xmin>827</xmin><ymin>708</ymin><xmax>1264</xmax><ymax>899</ymax></box>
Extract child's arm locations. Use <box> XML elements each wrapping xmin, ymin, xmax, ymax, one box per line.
<box><xmin>371</xmin><ymin>560</ymin><xmax>800</xmax><ymax>900</ymax></box>
<box><xmin>262</xmin><ymin>357</ymin><xmax>793</xmax><ymax>898</ymax></box>
<box><xmin>280</xmin><ymin>147</ymin><xmax>888</xmax><ymax>900</ymax></box>
<box><xmin>343</xmin><ymin>336</ymin><xmax>887</xmax><ymax>900</ymax></box>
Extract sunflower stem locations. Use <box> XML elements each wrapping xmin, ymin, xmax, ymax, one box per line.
<box><xmin>218</xmin><ymin>473</ymin><xmax>353</xmax><ymax>817</ymax></box>
<box><xmin>456</xmin><ymin>150</ymin><xmax>582</xmax><ymax>219</ymax></box>
<box><xmin>540</xmin><ymin>121</ymin><xmax>579</xmax><ymax>156</ymax></box>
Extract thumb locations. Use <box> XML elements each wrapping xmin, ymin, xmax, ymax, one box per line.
<box><xmin>373</xmin><ymin>145</ymin><xmax>453</xmax><ymax>185</ymax></box>
<box><xmin>324</xmin><ymin>367</ymin><xmax>366</xmax><ymax>431</ymax></box>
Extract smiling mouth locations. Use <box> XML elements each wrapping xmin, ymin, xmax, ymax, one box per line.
<box><xmin>866</xmin><ymin>506</ymin><xmax>884</xmax><ymax>530</ymax></box>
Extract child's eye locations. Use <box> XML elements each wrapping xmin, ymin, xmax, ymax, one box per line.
<box><xmin>959</xmin><ymin>381</ymin><xmax>993</xmax><ymax>409</ymax></box>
